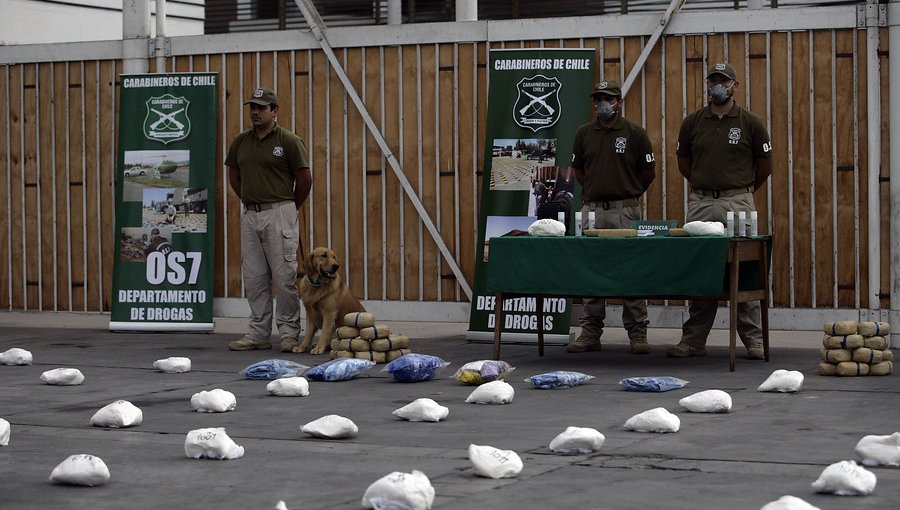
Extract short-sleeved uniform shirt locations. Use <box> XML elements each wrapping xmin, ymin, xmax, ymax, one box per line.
<box><xmin>225</xmin><ymin>124</ymin><xmax>309</xmax><ymax>204</ymax></box>
<box><xmin>676</xmin><ymin>103</ymin><xmax>772</xmax><ymax>190</ymax></box>
<box><xmin>572</xmin><ymin>116</ymin><xmax>655</xmax><ymax>201</ymax></box>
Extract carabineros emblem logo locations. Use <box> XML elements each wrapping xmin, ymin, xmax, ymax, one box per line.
<box><xmin>144</xmin><ymin>94</ymin><xmax>191</xmax><ymax>144</ymax></box>
<box><xmin>513</xmin><ymin>75</ymin><xmax>562</xmax><ymax>133</ymax></box>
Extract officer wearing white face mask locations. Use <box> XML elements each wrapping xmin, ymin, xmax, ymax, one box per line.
<box><xmin>667</xmin><ymin>62</ymin><xmax>773</xmax><ymax>360</ymax></box>
<box><xmin>567</xmin><ymin>79</ymin><xmax>656</xmax><ymax>355</ymax></box>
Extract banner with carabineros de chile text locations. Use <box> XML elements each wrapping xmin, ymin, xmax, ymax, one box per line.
<box><xmin>109</xmin><ymin>73</ymin><xmax>218</xmax><ymax>331</ymax></box>
<box><xmin>466</xmin><ymin>49</ymin><xmax>594</xmax><ymax>344</ymax></box>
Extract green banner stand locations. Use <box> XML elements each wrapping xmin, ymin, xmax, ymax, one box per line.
<box><xmin>109</xmin><ymin>73</ymin><xmax>218</xmax><ymax>331</ymax></box>
<box><xmin>466</xmin><ymin>49</ymin><xmax>595</xmax><ymax>344</ymax></box>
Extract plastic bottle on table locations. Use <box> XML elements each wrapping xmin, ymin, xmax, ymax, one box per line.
<box><xmin>574</xmin><ymin>212</ymin><xmax>583</xmax><ymax>236</ymax></box>
<box><xmin>736</xmin><ymin>211</ymin><xmax>746</xmax><ymax>237</ymax></box>
<box><xmin>726</xmin><ymin>211</ymin><xmax>735</xmax><ymax>237</ymax></box>
<box><xmin>750</xmin><ymin>211</ymin><xmax>758</xmax><ymax>237</ymax></box>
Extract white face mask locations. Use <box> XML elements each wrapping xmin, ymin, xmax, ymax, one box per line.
<box><xmin>708</xmin><ymin>83</ymin><xmax>732</xmax><ymax>105</ymax></box>
<box><xmin>594</xmin><ymin>100</ymin><xmax>617</xmax><ymax>121</ymax></box>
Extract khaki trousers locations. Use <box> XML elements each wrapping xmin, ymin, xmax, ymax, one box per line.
<box><xmin>681</xmin><ymin>190</ymin><xmax>762</xmax><ymax>348</ymax></box>
<box><xmin>241</xmin><ymin>201</ymin><xmax>302</xmax><ymax>342</ymax></box>
<box><xmin>579</xmin><ymin>201</ymin><xmax>649</xmax><ymax>340</ymax></box>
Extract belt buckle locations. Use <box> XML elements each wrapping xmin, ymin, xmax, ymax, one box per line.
<box><xmin>712</xmin><ymin>190</ymin><xmax>720</xmax><ymax>199</ymax></box>
<box><xmin>247</xmin><ymin>203</ymin><xmax>262</xmax><ymax>212</ymax></box>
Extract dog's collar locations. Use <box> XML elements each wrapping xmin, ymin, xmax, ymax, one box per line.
<box><xmin>305</xmin><ymin>274</ymin><xmax>322</xmax><ymax>288</ymax></box>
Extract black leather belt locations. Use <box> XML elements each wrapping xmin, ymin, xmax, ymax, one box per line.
<box><xmin>692</xmin><ymin>186</ymin><xmax>752</xmax><ymax>198</ymax></box>
<box><xmin>243</xmin><ymin>200</ymin><xmax>291</xmax><ymax>212</ymax></box>
<box><xmin>587</xmin><ymin>198</ymin><xmax>639</xmax><ymax>210</ymax></box>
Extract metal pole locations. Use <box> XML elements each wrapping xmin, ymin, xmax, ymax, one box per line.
<box><xmin>889</xmin><ymin>0</ymin><xmax>900</xmax><ymax>347</ymax></box>
<box><xmin>387</xmin><ymin>0</ymin><xmax>402</xmax><ymax>25</ymax></box>
<box><xmin>293</xmin><ymin>0</ymin><xmax>474</xmax><ymax>300</ymax></box>
<box><xmin>122</xmin><ymin>0</ymin><xmax>151</xmax><ymax>74</ymax></box>
<box><xmin>621</xmin><ymin>0</ymin><xmax>685</xmax><ymax>97</ymax></box>
<box><xmin>155</xmin><ymin>0</ymin><xmax>167</xmax><ymax>73</ymax></box>
<box><xmin>865</xmin><ymin>0</ymin><xmax>882</xmax><ymax>317</ymax></box>
<box><xmin>456</xmin><ymin>0</ymin><xmax>478</xmax><ymax>21</ymax></box>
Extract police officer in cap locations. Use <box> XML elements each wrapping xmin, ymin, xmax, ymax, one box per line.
<box><xmin>566</xmin><ymin>79</ymin><xmax>656</xmax><ymax>354</ymax></box>
<box><xmin>667</xmin><ymin>62</ymin><xmax>773</xmax><ymax>360</ymax></box>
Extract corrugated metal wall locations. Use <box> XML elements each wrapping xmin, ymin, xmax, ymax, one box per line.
<box><xmin>0</xmin><ymin>8</ymin><xmax>890</xmax><ymax>315</ymax></box>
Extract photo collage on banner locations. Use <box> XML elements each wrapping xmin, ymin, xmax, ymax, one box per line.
<box><xmin>110</xmin><ymin>73</ymin><xmax>218</xmax><ymax>331</ymax></box>
<box><xmin>467</xmin><ymin>49</ymin><xmax>595</xmax><ymax>343</ymax></box>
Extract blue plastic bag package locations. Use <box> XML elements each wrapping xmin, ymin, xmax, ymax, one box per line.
<box><xmin>619</xmin><ymin>376</ymin><xmax>689</xmax><ymax>392</ymax></box>
<box><xmin>240</xmin><ymin>359</ymin><xmax>310</xmax><ymax>380</ymax></box>
<box><xmin>526</xmin><ymin>371</ymin><xmax>594</xmax><ymax>390</ymax></box>
<box><xmin>382</xmin><ymin>354</ymin><xmax>449</xmax><ymax>383</ymax></box>
<box><xmin>305</xmin><ymin>358</ymin><xmax>376</xmax><ymax>382</ymax></box>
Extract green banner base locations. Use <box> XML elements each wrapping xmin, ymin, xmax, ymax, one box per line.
<box><xmin>109</xmin><ymin>321</ymin><xmax>214</xmax><ymax>332</ymax></box>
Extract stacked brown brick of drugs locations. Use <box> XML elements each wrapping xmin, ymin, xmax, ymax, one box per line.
<box><xmin>818</xmin><ymin>321</ymin><xmax>893</xmax><ymax>376</ymax></box>
<box><xmin>328</xmin><ymin>312</ymin><xmax>412</xmax><ymax>364</ymax></box>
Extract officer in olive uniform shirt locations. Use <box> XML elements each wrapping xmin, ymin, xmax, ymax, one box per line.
<box><xmin>226</xmin><ymin>88</ymin><xmax>313</xmax><ymax>353</ymax></box>
<box><xmin>667</xmin><ymin>62</ymin><xmax>773</xmax><ymax>360</ymax></box>
<box><xmin>567</xmin><ymin>80</ymin><xmax>656</xmax><ymax>355</ymax></box>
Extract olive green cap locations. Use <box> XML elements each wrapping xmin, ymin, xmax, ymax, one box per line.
<box><xmin>706</xmin><ymin>62</ymin><xmax>737</xmax><ymax>81</ymax></box>
<box><xmin>245</xmin><ymin>88</ymin><xmax>278</xmax><ymax>106</ymax></box>
<box><xmin>590</xmin><ymin>80</ymin><xmax>621</xmax><ymax>98</ymax></box>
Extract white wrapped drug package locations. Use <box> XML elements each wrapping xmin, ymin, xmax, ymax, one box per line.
<box><xmin>40</xmin><ymin>368</ymin><xmax>85</xmax><ymax>385</ymax></box>
<box><xmin>361</xmin><ymin>470</ymin><xmax>435</xmax><ymax>510</ymax></box>
<box><xmin>153</xmin><ymin>356</ymin><xmax>191</xmax><ymax>373</ymax></box>
<box><xmin>549</xmin><ymin>426</ymin><xmax>605</xmax><ymax>454</ymax></box>
<box><xmin>624</xmin><ymin>407</ymin><xmax>680</xmax><ymax>433</ymax></box>
<box><xmin>266</xmin><ymin>377</ymin><xmax>310</xmax><ymax>397</ymax></box>
<box><xmin>465</xmin><ymin>380</ymin><xmax>515</xmax><ymax>405</ymax></box>
<box><xmin>759</xmin><ymin>495</ymin><xmax>821</xmax><ymax>510</ymax></box>
<box><xmin>854</xmin><ymin>432</ymin><xmax>900</xmax><ymax>466</ymax></box>
<box><xmin>678</xmin><ymin>389</ymin><xmax>733</xmax><ymax>413</ymax></box>
<box><xmin>191</xmin><ymin>389</ymin><xmax>236</xmax><ymax>413</ymax></box>
<box><xmin>301</xmin><ymin>415</ymin><xmax>358</xmax><ymax>439</ymax></box>
<box><xmin>468</xmin><ymin>444</ymin><xmax>523</xmax><ymax>479</ymax></box>
<box><xmin>49</xmin><ymin>454</ymin><xmax>110</xmax><ymax>486</ymax></box>
<box><xmin>0</xmin><ymin>418</ymin><xmax>9</xmax><ymax>446</ymax></box>
<box><xmin>758</xmin><ymin>369</ymin><xmax>804</xmax><ymax>393</ymax></box>
<box><xmin>392</xmin><ymin>398</ymin><xmax>449</xmax><ymax>422</ymax></box>
<box><xmin>682</xmin><ymin>220</ymin><xmax>726</xmax><ymax>236</ymax></box>
<box><xmin>90</xmin><ymin>400</ymin><xmax>143</xmax><ymax>428</ymax></box>
<box><xmin>527</xmin><ymin>218</ymin><xmax>566</xmax><ymax>237</ymax></box>
<box><xmin>184</xmin><ymin>427</ymin><xmax>245</xmax><ymax>460</ymax></box>
<box><xmin>811</xmin><ymin>460</ymin><xmax>876</xmax><ymax>496</ymax></box>
<box><xmin>0</xmin><ymin>347</ymin><xmax>33</xmax><ymax>365</ymax></box>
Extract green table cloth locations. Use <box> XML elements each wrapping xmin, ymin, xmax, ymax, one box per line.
<box><xmin>486</xmin><ymin>236</ymin><xmax>744</xmax><ymax>298</ymax></box>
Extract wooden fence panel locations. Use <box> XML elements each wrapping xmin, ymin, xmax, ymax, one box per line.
<box><xmin>0</xmin><ymin>66</ymin><xmax>9</xmax><ymax>308</ymax></box>
<box><xmin>382</xmin><ymin>46</ymin><xmax>402</xmax><ymax>301</ymax></box>
<box><xmin>813</xmin><ymin>30</ymin><xmax>837</xmax><ymax>309</ymax></box>
<box><xmin>48</xmin><ymin>63</ymin><xmax>66</xmax><ymax>310</ymax></box>
<box><xmin>83</xmin><ymin>61</ymin><xmax>106</xmax><ymax>310</ymax></box>
<box><xmin>401</xmin><ymin>45</ymin><xmax>421</xmax><ymax>301</ymax></box>
<box><xmin>438</xmin><ymin>43</ymin><xmax>457</xmax><ymax>301</ymax></box>
<box><xmin>419</xmin><ymin>44</ymin><xmax>439</xmax><ymax>301</ymax></box>
<box><xmin>856</xmin><ymin>30</ymin><xmax>868</xmax><ymax>307</ymax></box>
<box><xmin>0</xmin><ymin>26</ymin><xmax>891</xmax><ymax>316</ymax></box>
<box><xmin>345</xmin><ymin>47</ymin><xmax>367</xmax><ymax>294</ymax></box>
<box><xmin>23</xmin><ymin>64</ymin><xmax>39</xmax><ymax>310</ymax></box>
<box><xmin>363</xmin><ymin>47</ymin><xmax>385</xmax><ymax>300</ymax></box>
<box><xmin>66</xmin><ymin>63</ymin><xmax>87</xmax><ymax>310</ymax></box>
<box><xmin>98</xmin><ymin>60</ymin><xmax>117</xmax><ymax>312</ymax></box>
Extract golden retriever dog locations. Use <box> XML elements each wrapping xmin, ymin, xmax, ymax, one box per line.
<box><xmin>294</xmin><ymin>247</ymin><xmax>366</xmax><ymax>355</ymax></box>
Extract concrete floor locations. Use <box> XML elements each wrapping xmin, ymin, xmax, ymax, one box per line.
<box><xmin>1</xmin><ymin>311</ymin><xmax>897</xmax><ymax>510</ymax></box>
